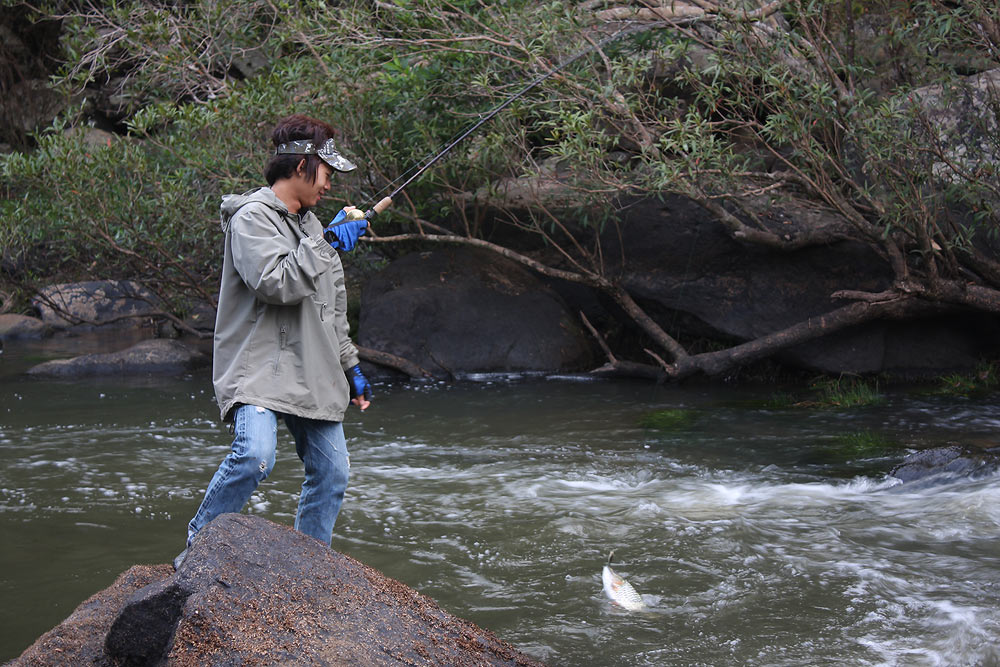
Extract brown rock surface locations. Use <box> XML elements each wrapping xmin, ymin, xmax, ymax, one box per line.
<box><xmin>11</xmin><ymin>565</ymin><xmax>172</xmax><ymax>666</ymax></box>
<box><xmin>10</xmin><ymin>514</ymin><xmax>545</xmax><ymax>666</ymax></box>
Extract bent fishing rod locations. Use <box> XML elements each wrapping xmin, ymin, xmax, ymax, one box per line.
<box><xmin>338</xmin><ymin>21</ymin><xmax>664</xmax><ymax>224</ymax></box>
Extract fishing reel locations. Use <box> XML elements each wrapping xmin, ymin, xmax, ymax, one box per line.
<box><xmin>344</xmin><ymin>197</ymin><xmax>393</xmax><ymax>222</ymax></box>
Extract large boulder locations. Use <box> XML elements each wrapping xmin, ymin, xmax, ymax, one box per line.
<box><xmin>26</xmin><ymin>338</ymin><xmax>208</xmax><ymax>376</ymax></box>
<box><xmin>0</xmin><ymin>313</ymin><xmax>52</xmax><ymax>339</ymax></box>
<box><xmin>32</xmin><ymin>280</ymin><xmax>163</xmax><ymax>330</ymax></box>
<box><xmin>11</xmin><ymin>514</ymin><xmax>545</xmax><ymax>666</ymax></box>
<box><xmin>359</xmin><ymin>247</ymin><xmax>593</xmax><ymax>376</ymax></box>
<box><xmin>603</xmin><ymin>195</ymin><xmax>1000</xmax><ymax>375</ymax></box>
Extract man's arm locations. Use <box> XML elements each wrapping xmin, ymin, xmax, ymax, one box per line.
<box><xmin>230</xmin><ymin>206</ymin><xmax>336</xmax><ymax>305</ymax></box>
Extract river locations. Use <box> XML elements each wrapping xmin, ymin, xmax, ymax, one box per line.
<box><xmin>1</xmin><ymin>335</ymin><xmax>999</xmax><ymax>665</ymax></box>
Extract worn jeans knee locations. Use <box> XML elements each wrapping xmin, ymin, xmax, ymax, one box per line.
<box><xmin>187</xmin><ymin>404</ymin><xmax>278</xmax><ymax>542</ymax></box>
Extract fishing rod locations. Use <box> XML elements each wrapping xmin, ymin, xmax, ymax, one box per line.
<box><xmin>339</xmin><ymin>21</ymin><xmax>661</xmax><ymax>224</ymax></box>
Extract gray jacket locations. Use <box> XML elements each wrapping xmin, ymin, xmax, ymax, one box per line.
<box><xmin>212</xmin><ymin>187</ymin><xmax>360</xmax><ymax>422</ymax></box>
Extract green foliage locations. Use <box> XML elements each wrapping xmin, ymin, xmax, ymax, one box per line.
<box><xmin>3</xmin><ymin>0</ymin><xmax>999</xmax><ymax>323</ymax></box>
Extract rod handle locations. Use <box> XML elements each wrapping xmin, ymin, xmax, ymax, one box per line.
<box><xmin>345</xmin><ymin>197</ymin><xmax>393</xmax><ymax>223</ymax></box>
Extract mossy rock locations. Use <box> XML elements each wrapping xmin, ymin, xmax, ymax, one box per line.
<box><xmin>639</xmin><ymin>408</ymin><xmax>698</xmax><ymax>430</ymax></box>
<box><xmin>803</xmin><ymin>431</ymin><xmax>904</xmax><ymax>466</ymax></box>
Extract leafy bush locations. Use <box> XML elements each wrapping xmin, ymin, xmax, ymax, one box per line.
<box><xmin>2</xmin><ymin>0</ymin><xmax>998</xmax><ymax>382</ymax></box>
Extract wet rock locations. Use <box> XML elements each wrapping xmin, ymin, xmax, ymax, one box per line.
<box><xmin>360</xmin><ymin>247</ymin><xmax>593</xmax><ymax>376</ymax></box>
<box><xmin>32</xmin><ymin>280</ymin><xmax>162</xmax><ymax>330</ymax></box>
<box><xmin>26</xmin><ymin>338</ymin><xmax>208</xmax><ymax>376</ymax></box>
<box><xmin>0</xmin><ymin>313</ymin><xmax>52</xmax><ymax>339</ymax></box>
<box><xmin>890</xmin><ymin>445</ymin><xmax>1000</xmax><ymax>483</ymax></box>
<box><xmin>9</xmin><ymin>565</ymin><xmax>173</xmax><ymax>666</ymax></box>
<box><xmin>11</xmin><ymin>514</ymin><xmax>545</xmax><ymax>666</ymax></box>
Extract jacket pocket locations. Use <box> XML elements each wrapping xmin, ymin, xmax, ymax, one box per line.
<box><xmin>309</xmin><ymin>294</ymin><xmax>329</xmax><ymax>322</ymax></box>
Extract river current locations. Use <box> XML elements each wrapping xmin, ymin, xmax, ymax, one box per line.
<box><xmin>1</xmin><ymin>345</ymin><xmax>998</xmax><ymax>665</ymax></box>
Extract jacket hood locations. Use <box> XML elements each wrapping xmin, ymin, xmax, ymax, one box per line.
<box><xmin>220</xmin><ymin>187</ymin><xmax>288</xmax><ymax>232</ymax></box>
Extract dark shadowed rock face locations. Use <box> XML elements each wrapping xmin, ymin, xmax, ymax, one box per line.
<box><xmin>360</xmin><ymin>247</ymin><xmax>593</xmax><ymax>376</ymax></box>
<box><xmin>12</xmin><ymin>514</ymin><xmax>545</xmax><ymax>667</ymax></box>
<box><xmin>26</xmin><ymin>339</ymin><xmax>208</xmax><ymax>377</ymax></box>
<box><xmin>604</xmin><ymin>195</ymin><xmax>1000</xmax><ymax>375</ymax></box>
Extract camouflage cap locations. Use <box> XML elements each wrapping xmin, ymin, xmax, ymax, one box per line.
<box><xmin>275</xmin><ymin>138</ymin><xmax>357</xmax><ymax>172</ymax></box>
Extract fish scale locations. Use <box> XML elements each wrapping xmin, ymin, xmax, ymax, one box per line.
<box><xmin>602</xmin><ymin>551</ymin><xmax>646</xmax><ymax>611</ymax></box>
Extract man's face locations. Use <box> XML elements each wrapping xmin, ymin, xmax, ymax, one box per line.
<box><xmin>292</xmin><ymin>161</ymin><xmax>334</xmax><ymax>211</ymax></box>
<box><xmin>305</xmin><ymin>162</ymin><xmax>334</xmax><ymax>209</ymax></box>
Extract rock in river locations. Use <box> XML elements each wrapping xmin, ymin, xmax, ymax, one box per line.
<box><xmin>890</xmin><ymin>445</ymin><xmax>1000</xmax><ymax>484</ymax></box>
<box><xmin>26</xmin><ymin>339</ymin><xmax>208</xmax><ymax>377</ymax></box>
<box><xmin>10</xmin><ymin>514</ymin><xmax>545</xmax><ymax>666</ymax></box>
<box><xmin>0</xmin><ymin>313</ymin><xmax>52</xmax><ymax>339</ymax></box>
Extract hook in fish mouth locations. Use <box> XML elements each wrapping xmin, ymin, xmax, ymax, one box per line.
<box><xmin>607</xmin><ymin>550</ymin><xmax>616</xmax><ymax>565</ymax></box>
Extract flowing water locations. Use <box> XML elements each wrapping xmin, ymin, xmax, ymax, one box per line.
<box><xmin>1</xmin><ymin>338</ymin><xmax>999</xmax><ymax>665</ymax></box>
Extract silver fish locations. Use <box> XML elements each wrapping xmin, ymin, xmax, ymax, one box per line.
<box><xmin>602</xmin><ymin>550</ymin><xmax>646</xmax><ymax>611</ymax></box>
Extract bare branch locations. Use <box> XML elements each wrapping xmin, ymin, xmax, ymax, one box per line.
<box><xmin>357</xmin><ymin>345</ymin><xmax>433</xmax><ymax>378</ymax></box>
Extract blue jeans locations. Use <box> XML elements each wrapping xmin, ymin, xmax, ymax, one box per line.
<box><xmin>187</xmin><ymin>404</ymin><xmax>350</xmax><ymax>546</ymax></box>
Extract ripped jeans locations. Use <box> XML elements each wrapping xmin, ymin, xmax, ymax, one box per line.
<box><xmin>186</xmin><ymin>404</ymin><xmax>350</xmax><ymax>546</ymax></box>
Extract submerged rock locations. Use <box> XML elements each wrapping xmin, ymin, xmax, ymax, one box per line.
<box><xmin>26</xmin><ymin>338</ymin><xmax>208</xmax><ymax>376</ymax></box>
<box><xmin>890</xmin><ymin>445</ymin><xmax>1000</xmax><ymax>483</ymax></box>
<box><xmin>11</xmin><ymin>514</ymin><xmax>545</xmax><ymax>666</ymax></box>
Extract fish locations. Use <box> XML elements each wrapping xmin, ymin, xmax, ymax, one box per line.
<box><xmin>602</xmin><ymin>550</ymin><xmax>646</xmax><ymax>611</ymax></box>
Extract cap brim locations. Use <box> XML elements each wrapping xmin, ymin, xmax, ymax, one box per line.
<box><xmin>319</xmin><ymin>149</ymin><xmax>356</xmax><ymax>172</ymax></box>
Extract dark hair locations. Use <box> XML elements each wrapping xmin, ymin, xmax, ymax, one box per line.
<box><xmin>264</xmin><ymin>114</ymin><xmax>338</xmax><ymax>186</ymax></box>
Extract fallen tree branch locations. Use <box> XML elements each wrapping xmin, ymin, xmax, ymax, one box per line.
<box><xmin>357</xmin><ymin>345</ymin><xmax>433</xmax><ymax>378</ymax></box>
<box><xmin>667</xmin><ymin>295</ymin><xmax>926</xmax><ymax>378</ymax></box>
<box><xmin>589</xmin><ymin>359</ymin><xmax>667</xmax><ymax>380</ymax></box>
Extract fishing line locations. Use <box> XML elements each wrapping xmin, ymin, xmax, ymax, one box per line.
<box><xmin>350</xmin><ymin>20</ymin><xmax>667</xmax><ymax>218</ymax></box>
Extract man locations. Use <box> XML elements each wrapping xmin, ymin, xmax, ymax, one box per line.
<box><xmin>176</xmin><ymin>114</ymin><xmax>372</xmax><ymax>568</ymax></box>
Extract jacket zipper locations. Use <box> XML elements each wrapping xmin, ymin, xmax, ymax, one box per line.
<box><xmin>274</xmin><ymin>324</ymin><xmax>287</xmax><ymax>376</ymax></box>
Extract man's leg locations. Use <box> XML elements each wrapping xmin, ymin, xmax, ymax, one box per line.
<box><xmin>186</xmin><ymin>404</ymin><xmax>279</xmax><ymax>544</ymax></box>
<box><xmin>284</xmin><ymin>416</ymin><xmax>350</xmax><ymax>545</ymax></box>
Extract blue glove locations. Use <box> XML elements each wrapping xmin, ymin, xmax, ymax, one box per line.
<box><xmin>324</xmin><ymin>209</ymin><xmax>368</xmax><ymax>251</ymax></box>
<box><xmin>347</xmin><ymin>364</ymin><xmax>373</xmax><ymax>402</ymax></box>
